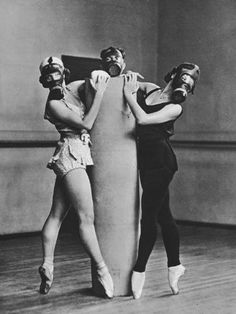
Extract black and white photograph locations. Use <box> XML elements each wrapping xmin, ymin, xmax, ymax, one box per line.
<box><xmin>1</xmin><ymin>0</ymin><xmax>236</xmax><ymax>313</ymax></box>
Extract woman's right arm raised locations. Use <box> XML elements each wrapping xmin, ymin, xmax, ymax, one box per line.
<box><xmin>48</xmin><ymin>72</ymin><xmax>110</xmax><ymax>130</ymax></box>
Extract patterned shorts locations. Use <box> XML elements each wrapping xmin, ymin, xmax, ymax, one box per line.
<box><xmin>47</xmin><ymin>134</ymin><xmax>93</xmax><ymax>178</ymax></box>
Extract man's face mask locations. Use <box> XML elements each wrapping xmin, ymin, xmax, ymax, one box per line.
<box><xmin>165</xmin><ymin>63</ymin><xmax>200</xmax><ymax>103</ymax></box>
<box><xmin>102</xmin><ymin>51</ymin><xmax>125</xmax><ymax>77</ymax></box>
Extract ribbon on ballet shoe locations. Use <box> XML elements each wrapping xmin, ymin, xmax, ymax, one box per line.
<box><xmin>96</xmin><ymin>266</ymin><xmax>114</xmax><ymax>299</ymax></box>
<box><xmin>38</xmin><ymin>265</ymin><xmax>54</xmax><ymax>295</ymax></box>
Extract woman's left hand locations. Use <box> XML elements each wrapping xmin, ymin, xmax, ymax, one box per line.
<box><xmin>123</xmin><ymin>73</ymin><xmax>140</xmax><ymax>96</ymax></box>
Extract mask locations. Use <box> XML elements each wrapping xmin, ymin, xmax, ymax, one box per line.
<box><xmin>165</xmin><ymin>63</ymin><xmax>200</xmax><ymax>103</ymax></box>
<box><xmin>101</xmin><ymin>49</ymin><xmax>125</xmax><ymax>77</ymax></box>
<box><xmin>104</xmin><ymin>62</ymin><xmax>122</xmax><ymax>77</ymax></box>
<box><xmin>48</xmin><ymin>85</ymin><xmax>64</xmax><ymax>100</ymax></box>
<box><xmin>39</xmin><ymin>64</ymin><xmax>65</xmax><ymax>100</ymax></box>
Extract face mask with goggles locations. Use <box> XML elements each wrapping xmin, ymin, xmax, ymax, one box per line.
<box><xmin>39</xmin><ymin>57</ymin><xmax>70</xmax><ymax>100</ymax></box>
<box><xmin>101</xmin><ymin>48</ymin><xmax>126</xmax><ymax>77</ymax></box>
<box><xmin>164</xmin><ymin>63</ymin><xmax>200</xmax><ymax>103</ymax></box>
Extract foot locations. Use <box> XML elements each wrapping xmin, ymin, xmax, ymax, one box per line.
<box><xmin>38</xmin><ymin>265</ymin><xmax>54</xmax><ymax>295</ymax></box>
<box><xmin>131</xmin><ymin>271</ymin><xmax>145</xmax><ymax>299</ymax></box>
<box><xmin>168</xmin><ymin>264</ymin><xmax>185</xmax><ymax>295</ymax></box>
<box><xmin>96</xmin><ymin>266</ymin><xmax>114</xmax><ymax>299</ymax></box>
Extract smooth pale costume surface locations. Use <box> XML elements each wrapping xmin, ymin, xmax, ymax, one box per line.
<box><xmin>85</xmin><ymin>74</ymin><xmax>139</xmax><ymax>296</ymax></box>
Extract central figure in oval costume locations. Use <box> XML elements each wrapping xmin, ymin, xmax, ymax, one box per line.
<box><xmin>86</xmin><ymin>47</ymin><xmax>140</xmax><ymax>296</ymax></box>
<box><xmin>89</xmin><ymin>47</ymin><xmax>199</xmax><ymax>298</ymax></box>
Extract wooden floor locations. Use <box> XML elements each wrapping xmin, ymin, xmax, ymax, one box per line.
<box><xmin>1</xmin><ymin>224</ymin><xmax>236</xmax><ymax>314</ymax></box>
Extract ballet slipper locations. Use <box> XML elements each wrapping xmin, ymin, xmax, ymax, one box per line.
<box><xmin>168</xmin><ymin>264</ymin><xmax>185</xmax><ymax>295</ymax></box>
<box><xmin>38</xmin><ymin>265</ymin><xmax>54</xmax><ymax>295</ymax></box>
<box><xmin>96</xmin><ymin>266</ymin><xmax>114</xmax><ymax>299</ymax></box>
<box><xmin>131</xmin><ymin>271</ymin><xmax>146</xmax><ymax>299</ymax></box>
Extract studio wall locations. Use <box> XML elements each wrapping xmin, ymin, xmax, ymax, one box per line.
<box><xmin>157</xmin><ymin>0</ymin><xmax>236</xmax><ymax>225</ymax></box>
<box><xmin>0</xmin><ymin>0</ymin><xmax>158</xmax><ymax>235</ymax></box>
<box><xmin>1</xmin><ymin>0</ymin><xmax>235</xmax><ymax>234</ymax></box>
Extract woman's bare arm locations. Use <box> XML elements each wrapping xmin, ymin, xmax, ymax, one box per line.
<box><xmin>48</xmin><ymin>72</ymin><xmax>109</xmax><ymax>130</ymax></box>
<box><xmin>124</xmin><ymin>74</ymin><xmax>182</xmax><ymax>125</ymax></box>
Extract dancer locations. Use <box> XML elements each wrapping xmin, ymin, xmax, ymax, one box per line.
<box><xmin>38</xmin><ymin>56</ymin><xmax>113</xmax><ymax>298</ymax></box>
<box><xmin>123</xmin><ymin>63</ymin><xmax>200</xmax><ymax>298</ymax></box>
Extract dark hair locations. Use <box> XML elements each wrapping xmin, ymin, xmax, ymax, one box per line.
<box><xmin>100</xmin><ymin>46</ymin><xmax>126</xmax><ymax>60</ymax></box>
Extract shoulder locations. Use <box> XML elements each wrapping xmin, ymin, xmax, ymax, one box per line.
<box><xmin>67</xmin><ymin>80</ymin><xmax>85</xmax><ymax>88</ymax></box>
<box><xmin>138</xmin><ymin>81</ymin><xmax>160</xmax><ymax>94</ymax></box>
<box><xmin>67</xmin><ymin>80</ymin><xmax>85</xmax><ymax>93</ymax></box>
<box><xmin>47</xmin><ymin>99</ymin><xmax>63</xmax><ymax>111</ymax></box>
<box><xmin>165</xmin><ymin>103</ymin><xmax>183</xmax><ymax>118</ymax></box>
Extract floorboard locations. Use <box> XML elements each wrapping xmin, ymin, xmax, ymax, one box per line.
<box><xmin>1</xmin><ymin>224</ymin><xmax>236</xmax><ymax>314</ymax></box>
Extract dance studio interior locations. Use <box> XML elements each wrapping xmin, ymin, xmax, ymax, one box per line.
<box><xmin>1</xmin><ymin>1</ymin><xmax>236</xmax><ymax>313</ymax></box>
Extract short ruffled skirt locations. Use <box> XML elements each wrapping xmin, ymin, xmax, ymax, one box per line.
<box><xmin>47</xmin><ymin>133</ymin><xmax>93</xmax><ymax>178</ymax></box>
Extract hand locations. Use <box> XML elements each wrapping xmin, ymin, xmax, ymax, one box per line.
<box><xmin>126</xmin><ymin>70</ymin><xmax>144</xmax><ymax>80</ymax></box>
<box><xmin>124</xmin><ymin>73</ymin><xmax>139</xmax><ymax>95</ymax></box>
<box><xmin>90</xmin><ymin>70</ymin><xmax>110</xmax><ymax>95</ymax></box>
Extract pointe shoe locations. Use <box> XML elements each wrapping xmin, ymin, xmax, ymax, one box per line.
<box><xmin>38</xmin><ymin>265</ymin><xmax>54</xmax><ymax>295</ymax></box>
<box><xmin>131</xmin><ymin>271</ymin><xmax>145</xmax><ymax>299</ymax></box>
<box><xmin>168</xmin><ymin>264</ymin><xmax>185</xmax><ymax>295</ymax></box>
<box><xmin>97</xmin><ymin>268</ymin><xmax>114</xmax><ymax>299</ymax></box>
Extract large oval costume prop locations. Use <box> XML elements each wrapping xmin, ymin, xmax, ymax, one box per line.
<box><xmin>85</xmin><ymin>76</ymin><xmax>139</xmax><ymax>296</ymax></box>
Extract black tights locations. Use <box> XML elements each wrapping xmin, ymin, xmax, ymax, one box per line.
<box><xmin>134</xmin><ymin>167</ymin><xmax>180</xmax><ymax>272</ymax></box>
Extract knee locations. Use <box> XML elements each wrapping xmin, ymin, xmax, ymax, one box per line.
<box><xmin>41</xmin><ymin>213</ymin><xmax>63</xmax><ymax>237</ymax></box>
<box><xmin>42</xmin><ymin>224</ymin><xmax>55</xmax><ymax>242</ymax></box>
<box><xmin>41</xmin><ymin>215</ymin><xmax>62</xmax><ymax>241</ymax></box>
<box><xmin>158</xmin><ymin>215</ymin><xmax>176</xmax><ymax>228</ymax></box>
<box><xmin>42</xmin><ymin>228</ymin><xmax>51</xmax><ymax>242</ymax></box>
<box><xmin>141</xmin><ymin>215</ymin><xmax>157</xmax><ymax>232</ymax></box>
<box><xmin>78</xmin><ymin>212</ymin><xmax>95</xmax><ymax>226</ymax></box>
<box><xmin>49</xmin><ymin>211</ymin><xmax>65</xmax><ymax>222</ymax></box>
<box><xmin>43</xmin><ymin>212</ymin><xmax>65</xmax><ymax>231</ymax></box>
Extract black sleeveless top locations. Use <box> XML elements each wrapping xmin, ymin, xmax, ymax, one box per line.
<box><xmin>136</xmin><ymin>88</ymin><xmax>180</xmax><ymax>173</ymax></box>
<box><xmin>136</xmin><ymin>88</ymin><xmax>179</xmax><ymax>141</ymax></box>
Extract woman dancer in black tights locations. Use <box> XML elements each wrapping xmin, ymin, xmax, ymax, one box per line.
<box><xmin>123</xmin><ymin>63</ymin><xmax>199</xmax><ymax>299</ymax></box>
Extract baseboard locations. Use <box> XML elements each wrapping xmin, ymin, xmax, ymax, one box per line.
<box><xmin>1</xmin><ymin>220</ymin><xmax>236</xmax><ymax>239</ymax></box>
<box><xmin>176</xmin><ymin>219</ymin><xmax>236</xmax><ymax>230</ymax></box>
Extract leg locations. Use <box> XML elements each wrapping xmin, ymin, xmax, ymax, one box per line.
<box><xmin>62</xmin><ymin>168</ymin><xmax>113</xmax><ymax>298</ymax></box>
<box><xmin>41</xmin><ymin>177</ymin><xmax>70</xmax><ymax>265</ymax></box>
<box><xmin>158</xmin><ymin>186</ymin><xmax>185</xmax><ymax>295</ymax></box>
<box><xmin>133</xmin><ymin>193</ymin><xmax>158</xmax><ymax>273</ymax></box>
<box><xmin>63</xmin><ymin>169</ymin><xmax>104</xmax><ymax>264</ymax></box>
<box><xmin>158</xmin><ymin>191</ymin><xmax>180</xmax><ymax>267</ymax></box>
<box><xmin>134</xmin><ymin>167</ymin><xmax>173</xmax><ymax>272</ymax></box>
<box><xmin>131</xmin><ymin>167</ymin><xmax>173</xmax><ymax>299</ymax></box>
<box><xmin>39</xmin><ymin>177</ymin><xmax>70</xmax><ymax>294</ymax></box>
